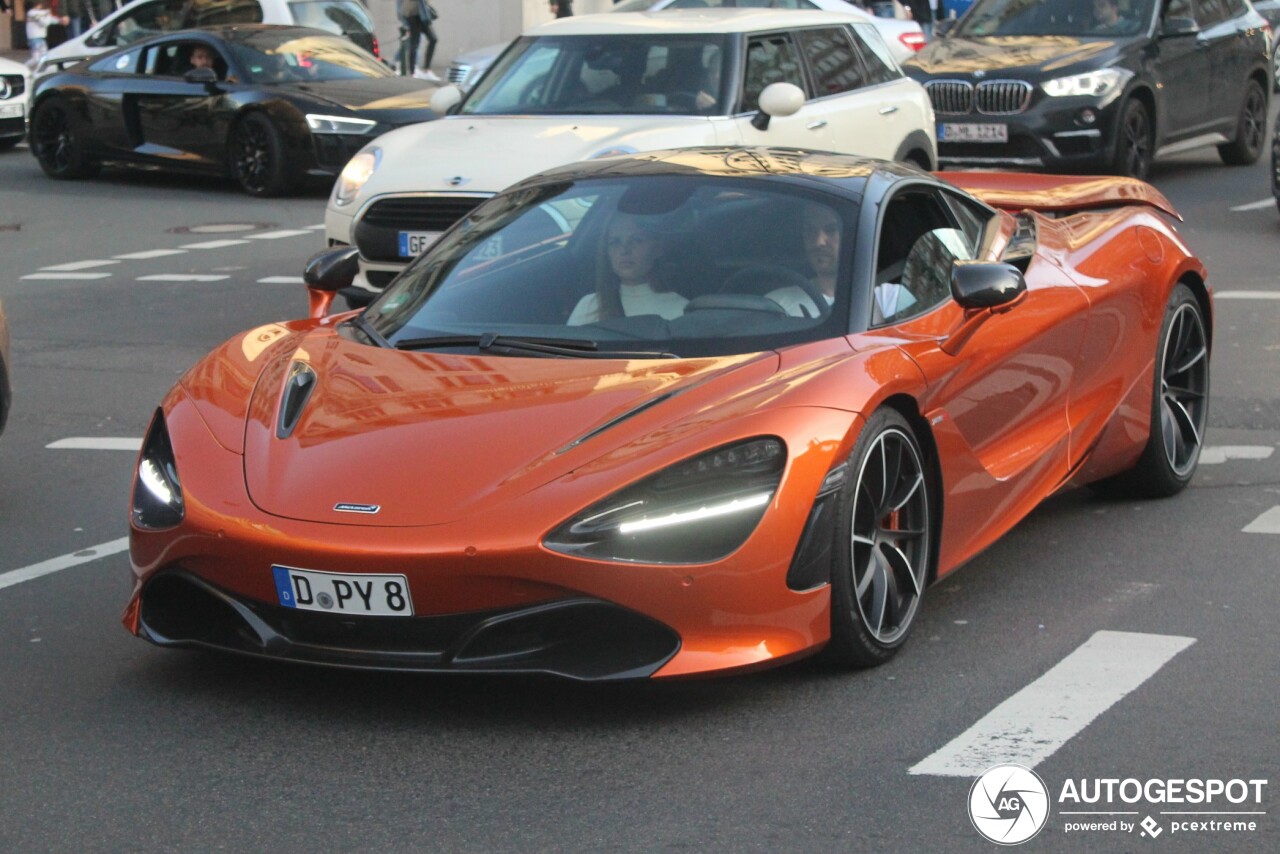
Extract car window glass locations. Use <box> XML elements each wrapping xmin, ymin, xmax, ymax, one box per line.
<box><xmin>286</xmin><ymin>1</ymin><xmax>375</xmax><ymax>36</ymax></box>
<box><xmin>795</xmin><ymin>27</ymin><xmax>866</xmax><ymax>96</ymax></box>
<box><xmin>850</xmin><ymin>24</ymin><xmax>900</xmax><ymax>84</ymax></box>
<box><xmin>741</xmin><ymin>34</ymin><xmax>807</xmax><ymax>113</ymax></box>
<box><xmin>186</xmin><ymin>0</ymin><xmax>265</xmax><ymax>26</ymax></box>
<box><xmin>144</xmin><ymin>42</ymin><xmax>223</xmax><ymax>78</ymax></box>
<box><xmin>89</xmin><ymin>47</ymin><xmax>143</xmax><ymax>74</ymax></box>
<box><xmin>956</xmin><ymin>0</ymin><xmax>1156</xmax><ymax>37</ymax></box>
<box><xmin>227</xmin><ymin>33</ymin><xmax>390</xmax><ymax>82</ymax></box>
<box><xmin>942</xmin><ymin>192</ymin><xmax>995</xmax><ymax>252</ymax></box>
<box><xmin>873</xmin><ymin>190</ymin><xmax>970</xmax><ymax>325</ymax></box>
<box><xmin>107</xmin><ymin>0</ymin><xmax>188</xmax><ymax>47</ymax></box>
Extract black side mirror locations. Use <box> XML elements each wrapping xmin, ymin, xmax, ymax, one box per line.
<box><xmin>1159</xmin><ymin>17</ymin><xmax>1199</xmax><ymax>38</ymax></box>
<box><xmin>951</xmin><ymin>261</ymin><xmax>1026</xmax><ymax>310</ymax></box>
<box><xmin>303</xmin><ymin>248</ymin><xmax>359</xmax><ymax>319</ymax></box>
<box><xmin>184</xmin><ymin>66</ymin><xmax>219</xmax><ymax>87</ymax></box>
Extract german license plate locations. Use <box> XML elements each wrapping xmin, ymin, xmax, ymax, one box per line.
<box><xmin>0</xmin><ymin>103</ymin><xmax>23</xmax><ymax>120</ymax></box>
<box><xmin>940</xmin><ymin>123</ymin><xmax>1008</xmax><ymax>143</ymax></box>
<box><xmin>398</xmin><ymin>230</ymin><xmax>440</xmax><ymax>258</ymax></box>
<box><xmin>272</xmin><ymin>565</ymin><xmax>413</xmax><ymax>616</ymax></box>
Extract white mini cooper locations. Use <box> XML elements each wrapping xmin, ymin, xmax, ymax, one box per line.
<box><xmin>325</xmin><ymin>8</ymin><xmax>936</xmax><ymax>304</ymax></box>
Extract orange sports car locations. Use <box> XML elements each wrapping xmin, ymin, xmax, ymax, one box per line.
<box><xmin>124</xmin><ymin>148</ymin><xmax>1211</xmax><ymax>679</ymax></box>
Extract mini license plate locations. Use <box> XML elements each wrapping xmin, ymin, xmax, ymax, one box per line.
<box><xmin>398</xmin><ymin>230</ymin><xmax>440</xmax><ymax>258</ymax></box>
<box><xmin>940</xmin><ymin>122</ymin><xmax>1008</xmax><ymax>143</ymax></box>
<box><xmin>272</xmin><ymin>565</ymin><xmax>413</xmax><ymax>616</ymax></box>
<box><xmin>0</xmin><ymin>103</ymin><xmax>24</xmax><ymax>120</ymax></box>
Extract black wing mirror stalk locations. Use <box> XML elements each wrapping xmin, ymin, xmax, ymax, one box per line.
<box><xmin>303</xmin><ymin>247</ymin><xmax>359</xmax><ymax>319</ymax></box>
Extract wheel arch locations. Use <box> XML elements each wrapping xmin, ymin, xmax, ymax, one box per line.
<box><xmin>1126</xmin><ymin>83</ymin><xmax>1158</xmax><ymax>143</ymax></box>
<box><xmin>876</xmin><ymin>392</ymin><xmax>944</xmax><ymax>585</ymax></box>
<box><xmin>1175</xmin><ymin>269</ymin><xmax>1213</xmax><ymax>354</ymax></box>
<box><xmin>893</xmin><ymin>130</ymin><xmax>936</xmax><ymax>171</ymax></box>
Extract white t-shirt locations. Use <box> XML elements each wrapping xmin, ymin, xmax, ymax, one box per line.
<box><xmin>567</xmin><ymin>283</ymin><xmax>688</xmax><ymax>326</ymax></box>
<box><xmin>765</xmin><ymin>285</ymin><xmax>833</xmax><ymax>319</ymax></box>
<box><xmin>766</xmin><ymin>283</ymin><xmax>919</xmax><ymax>323</ymax></box>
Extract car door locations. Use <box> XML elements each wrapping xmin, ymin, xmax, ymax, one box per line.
<box><xmin>1154</xmin><ymin>0</ymin><xmax>1215</xmax><ymax>139</ymax></box>
<box><xmin>77</xmin><ymin>47</ymin><xmax>148</xmax><ymax>156</ymax></box>
<box><xmin>131</xmin><ymin>40</ymin><xmax>235</xmax><ymax>169</ymax></box>
<box><xmin>859</xmin><ymin>185</ymin><xmax>1089</xmax><ymax>566</ymax></box>
<box><xmin>1194</xmin><ymin>0</ymin><xmax>1248</xmax><ymax>130</ymax></box>
<box><xmin>789</xmin><ymin>26</ymin><xmax>886</xmax><ymax>157</ymax></box>
<box><xmin>728</xmin><ymin>31</ymin><xmax>838</xmax><ymax>151</ymax></box>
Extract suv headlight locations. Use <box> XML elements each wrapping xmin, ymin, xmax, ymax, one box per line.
<box><xmin>132</xmin><ymin>410</ymin><xmax>184</xmax><ymax>530</ymax></box>
<box><xmin>1041</xmin><ymin>68</ymin><xmax>1132</xmax><ymax>104</ymax></box>
<box><xmin>334</xmin><ymin>147</ymin><xmax>380</xmax><ymax>206</ymax></box>
<box><xmin>544</xmin><ymin>438</ymin><xmax>786</xmax><ymax>565</ymax></box>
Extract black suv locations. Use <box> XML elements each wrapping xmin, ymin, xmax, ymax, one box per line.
<box><xmin>903</xmin><ymin>0</ymin><xmax>1271</xmax><ymax>178</ymax></box>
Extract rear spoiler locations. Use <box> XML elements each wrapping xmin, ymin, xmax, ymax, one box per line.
<box><xmin>937</xmin><ymin>172</ymin><xmax>1181</xmax><ymax>221</ymax></box>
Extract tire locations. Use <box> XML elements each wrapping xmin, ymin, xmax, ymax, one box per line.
<box><xmin>1218</xmin><ymin>78</ymin><xmax>1267</xmax><ymax>166</ymax></box>
<box><xmin>1095</xmin><ymin>283</ymin><xmax>1209</xmax><ymax>498</ymax></box>
<box><xmin>826</xmin><ymin>408</ymin><xmax>936</xmax><ymax>668</ymax></box>
<box><xmin>228</xmin><ymin>112</ymin><xmax>294</xmax><ymax>197</ymax></box>
<box><xmin>30</xmin><ymin>97</ymin><xmax>100</xmax><ymax>180</ymax></box>
<box><xmin>1110</xmin><ymin>98</ymin><xmax>1153</xmax><ymax>180</ymax></box>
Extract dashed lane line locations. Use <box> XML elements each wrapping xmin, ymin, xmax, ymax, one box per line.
<box><xmin>138</xmin><ymin>274</ymin><xmax>230</xmax><ymax>282</ymax></box>
<box><xmin>113</xmin><ymin>249</ymin><xmax>188</xmax><ymax>260</ymax></box>
<box><xmin>909</xmin><ymin>631</ymin><xmax>1196</xmax><ymax>777</ymax></box>
<box><xmin>1215</xmin><ymin>291</ymin><xmax>1280</xmax><ymax>300</ymax></box>
<box><xmin>41</xmin><ymin>260</ymin><xmax>120</xmax><ymax>272</ymax></box>
<box><xmin>258</xmin><ymin>276</ymin><xmax>306</xmax><ymax>284</ymax></box>
<box><xmin>248</xmin><ymin>229</ymin><xmax>314</xmax><ymax>240</ymax></box>
<box><xmin>46</xmin><ymin>438</ymin><xmax>142</xmax><ymax>451</ymax></box>
<box><xmin>1242</xmin><ymin>507</ymin><xmax>1280</xmax><ymax>534</ymax></box>
<box><xmin>20</xmin><ymin>272</ymin><xmax>113</xmax><ymax>280</ymax></box>
<box><xmin>1229</xmin><ymin>199</ymin><xmax>1275</xmax><ymax>212</ymax></box>
<box><xmin>179</xmin><ymin>239</ymin><xmax>253</xmax><ymax>250</ymax></box>
<box><xmin>0</xmin><ymin>538</ymin><xmax>131</xmax><ymax>593</ymax></box>
<box><xmin>1199</xmin><ymin>446</ymin><xmax>1275</xmax><ymax>464</ymax></box>
<box><xmin>307</xmin><ymin>224</ymin><xmax>325</xmax><ymax>230</ymax></box>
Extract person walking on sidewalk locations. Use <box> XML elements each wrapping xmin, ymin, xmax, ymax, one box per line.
<box><xmin>24</xmin><ymin>0</ymin><xmax>69</xmax><ymax>70</ymax></box>
<box><xmin>398</xmin><ymin>0</ymin><xmax>441</xmax><ymax>80</ymax></box>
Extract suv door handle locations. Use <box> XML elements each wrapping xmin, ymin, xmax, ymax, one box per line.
<box><xmin>806</xmin><ymin>120</ymin><xmax>828</xmax><ymax>130</ymax></box>
<box><xmin>879</xmin><ymin>105</ymin><xmax>899</xmax><ymax>115</ymax></box>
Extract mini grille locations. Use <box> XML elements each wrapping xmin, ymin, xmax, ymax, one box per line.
<box><xmin>360</xmin><ymin>196</ymin><xmax>487</xmax><ymax>230</ymax></box>
<box><xmin>926</xmin><ymin>80</ymin><xmax>972</xmax><ymax>115</ymax></box>
<box><xmin>975</xmin><ymin>80</ymin><xmax>1033</xmax><ymax>115</ymax></box>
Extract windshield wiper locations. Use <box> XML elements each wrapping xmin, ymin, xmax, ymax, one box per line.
<box><xmin>395</xmin><ymin>333</ymin><xmax>675</xmax><ymax>359</ymax></box>
<box><xmin>342</xmin><ymin>314</ymin><xmax>391</xmax><ymax>349</ymax></box>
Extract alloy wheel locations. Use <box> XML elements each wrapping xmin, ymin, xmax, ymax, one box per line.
<box><xmin>1241</xmin><ymin>85</ymin><xmax>1266</xmax><ymax>157</ymax></box>
<box><xmin>1120</xmin><ymin>106</ymin><xmax>1151</xmax><ymax>179</ymax></box>
<box><xmin>1158</xmin><ymin>303</ymin><xmax>1209</xmax><ymax>478</ymax></box>
<box><xmin>34</xmin><ymin>104</ymin><xmax>74</xmax><ymax>173</ymax></box>
<box><xmin>233</xmin><ymin>120</ymin><xmax>271</xmax><ymax>194</ymax></box>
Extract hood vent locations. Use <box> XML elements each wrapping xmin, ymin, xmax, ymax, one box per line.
<box><xmin>276</xmin><ymin>362</ymin><xmax>317</xmax><ymax>440</ymax></box>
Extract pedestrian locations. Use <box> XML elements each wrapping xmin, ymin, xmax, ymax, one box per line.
<box><xmin>417</xmin><ymin>1</ymin><xmax>440</xmax><ymax>80</ymax></box>
<box><xmin>61</xmin><ymin>0</ymin><xmax>89</xmax><ymax>38</ymax></box>
<box><xmin>397</xmin><ymin>0</ymin><xmax>441</xmax><ymax>80</ymax></box>
<box><xmin>551</xmin><ymin>0</ymin><xmax>572</xmax><ymax>18</ymax></box>
<box><xmin>24</xmin><ymin>0</ymin><xmax>69</xmax><ymax>70</ymax></box>
<box><xmin>905</xmin><ymin>0</ymin><xmax>935</xmax><ymax>37</ymax></box>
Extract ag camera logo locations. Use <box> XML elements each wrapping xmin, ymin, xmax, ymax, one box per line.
<box><xmin>969</xmin><ymin>764</ymin><xmax>1051</xmax><ymax>845</ymax></box>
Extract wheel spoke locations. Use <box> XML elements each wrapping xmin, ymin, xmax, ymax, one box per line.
<box><xmin>1168</xmin><ymin>396</ymin><xmax>1202</xmax><ymax>454</ymax></box>
<box><xmin>868</xmin><ymin>561</ymin><xmax>888</xmax><ymax>637</ymax></box>
<box><xmin>1172</xmin><ymin>345</ymin><xmax>1207</xmax><ymax>376</ymax></box>
<box><xmin>1165</xmin><ymin>384</ymin><xmax>1205</xmax><ymax>402</ymax></box>
<box><xmin>888</xmin><ymin>472</ymin><xmax>923</xmax><ymax>513</ymax></box>
<box><xmin>881</xmin><ymin>542</ymin><xmax>922</xmax><ymax>598</ymax></box>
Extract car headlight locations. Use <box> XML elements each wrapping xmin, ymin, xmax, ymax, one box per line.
<box><xmin>544</xmin><ymin>438</ymin><xmax>786</xmax><ymax>564</ymax></box>
<box><xmin>1041</xmin><ymin>68</ymin><xmax>1131</xmax><ymax>104</ymax></box>
<box><xmin>132</xmin><ymin>410</ymin><xmax>184</xmax><ymax>530</ymax></box>
<box><xmin>334</xmin><ymin>147</ymin><xmax>380</xmax><ymax>207</ymax></box>
<box><xmin>306</xmin><ymin>114</ymin><xmax>378</xmax><ymax>135</ymax></box>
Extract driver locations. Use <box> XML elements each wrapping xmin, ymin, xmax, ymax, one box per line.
<box><xmin>1091</xmin><ymin>0</ymin><xmax>1130</xmax><ymax>34</ymax></box>
<box><xmin>190</xmin><ymin>44</ymin><xmax>217</xmax><ymax>72</ymax></box>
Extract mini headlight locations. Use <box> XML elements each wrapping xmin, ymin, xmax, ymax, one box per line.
<box><xmin>305</xmin><ymin>114</ymin><xmax>378</xmax><ymax>135</ymax></box>
<box><xmin>544</xmin><ymin>438</ymin><xmax>786</xmax><ymax>564</ymax></box>
<box><xmin>1041</xmin><ymin>68</ymin><xmax>1131</xmax><ymax>104</ymax></box>
<box><xmin>132</xmin><ymin>409</ymin><xmax>184</xmax><ymax>530</ymax></box>
<box><xmin>334</xmin><ymin>147</ymin><xmax>380</xmax><ymax>206</ymax></box>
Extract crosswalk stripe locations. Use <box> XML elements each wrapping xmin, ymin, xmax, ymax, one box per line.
<box><xmin>247</xmin><ymin>229</ymin><xmax>313</xmax><ymax>240</ymax></box>
<box><xmin>1199</xmin><ymin>446</ymin><xmax>1274</xmax><ymax>464</ymax></box>
<box><xmin>1214</xmin><ymin>291</ymin><xmax>1280</xmax><ymax>300</ymax></box>
<box><xmin>179</xmin><ymin>239</ymin><xmax>252</xmax><ymax>249</ymax></box>
<box><xmin>257</xmin><ymin>276</ymin><xmax>305</xmax><ymax>284</ymax></box>
<box><xmin>46</xmin><ymin>437</ymin><xmax>142</xmax><ymax>451</ymax></box>
<box><xmin>138</xmin><ymin>274</ymin><xmax>229</xmax><ymax>282</ymax></box>
<box><xmin>114</xmin><ymin>249</ymin><xmax>187</xmax><ymax>260</ymax></box>
<box><xmin>909</xmin><ymin>631</ymin><xmax>1195</xmax><ymax>777</ymax></box>
<box><xmin>20</xmin><ymin>272</ymin><xmax>113</xmax><ymax>280</ymax></box>
<box><xmin>0</xmin><ymin>538</ymin><xmax>131</xmax><ymax>592</ymax></box>
<box><xmin>1242</xmin><ymin>506</ymin><xmax>1280</xmax><ymax>534</ymax></box>
<box><xmin>41</xmin><ymin>260</ymin><xmax>119</xmax><ymax>271</ymax></box>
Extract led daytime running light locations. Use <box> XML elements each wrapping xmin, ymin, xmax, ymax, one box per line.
<box><xmin>306</xmin><ymin>114</ymin><xmax>378</xmax><ymax>135</ymax></box>
<box><xmin>617</xmin><ymin>492</ymin><xmax>771</xmax><ymax>534</ymax></box>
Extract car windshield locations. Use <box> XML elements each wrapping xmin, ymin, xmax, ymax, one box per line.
<box><xmin>461</xmin><ymin>35</ymin><xmax>732</xmax><ymax>116</ymax></box>
<box><xmin>954</xmin><ymin>0</ymin><xmax>1156</xmax><ymax>38</ymax></box>
<box><xmin>364</xmin><ymin>173</ymin><xmax>862</xmax><ymax>359</ymax></box>
<box><xmin>228</xmin><ymin>32</ymin><xmax>390</xmax><ymax>82</ymax></box>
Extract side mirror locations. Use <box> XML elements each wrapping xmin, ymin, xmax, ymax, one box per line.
<box><xmin>429</xmin><ymin>84</ymin><xmax>463</xmax><ymax>115</ymax></box>
<box><xmin>303</xmin><ymin>247</ymin><xmax>359</xmax><ymax>318</ymax></box>
<box><xmin>184</xmin><ymin>67</ymin><xmax>219</xmax><ymax>87</ymax></box>
<box><xmin>951</xmin><ymin>261</ymin><xmax>1026</xmax><ymax>310</ymax></box>
<box><xmin>1159</xmin><ymin>17</ymin><xmax>1199</xmax><ymax>38</ymax></box>
<box><xmin>751</xmin><ymin>82</ymin><xmax>805</xmax><ymax>131</ymax></box>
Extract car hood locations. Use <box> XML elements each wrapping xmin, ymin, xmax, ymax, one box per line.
<box><xmin>905</xmin><ymin>35</ymin><xmax>1123</xmax><ymax>76</ymax></box>
<box><xmin>358</xmin><ymin>115</ymin><xmax>724</xmax><ymax>196</ymax></box>
<box><xmin>274</xmin><ymin>78</ymin><xmax>439</xmax><ymax>124</ymax></box>
<box><xmin>241</xmin><ymin>328</ymin><xmax>776</xmax><ymax>527</ymax></box>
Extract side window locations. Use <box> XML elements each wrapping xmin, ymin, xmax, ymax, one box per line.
<box><xmin>849</xmin><ymin>24</ymin><xmax>901</xmax><ymax>86</ymax></box>
<box><xmin>872</xmin><ymin>189</ymin><xmax>974</xmax><ymax>325</ymax></box>
<box><xmin>942</xmin><ymin>192</ymin><xmax>995</xmax><ymax>254</ymax></box>
<box><xmin>143</xmin><ymin>42</ymin><xmax>228</xmax><ymax>79</ymax></box>
<box><xmin>89</xmin><ymin>48</ymin><xmax>143</xmax><ymax>74</ymax></box>
<box><xmin>795</xmin><ymin>28</ymin><xmax>866</xmax><ymax>97</ymax></box>
<box><xmin>741</xmin><ymin>34</ymin><xmax>807</xmax><ymax>113</ymax></box>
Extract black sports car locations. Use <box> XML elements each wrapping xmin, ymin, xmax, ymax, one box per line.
<box><xmin>904</xmin><ymin>0</ymin><xmax>1271</xmax><ymax>179</ymax></box>
<box><xmin>30</xmin><ymin>25</ymin><xmax>440</xmax><ymax>196</ymax></box>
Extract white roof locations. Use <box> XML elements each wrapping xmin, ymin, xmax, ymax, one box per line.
<box><xmin>532</xmin><ymin>8</ymin><xmax>867</xmax><ymax>37</ymax></box>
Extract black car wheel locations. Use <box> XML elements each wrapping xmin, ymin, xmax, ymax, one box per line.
<box><xmin>1219</xmin><ymin>79</ymin><xmax>1267</xmax><ymax>166</ymax></box>
<box><xmin>30</xmin><ymin>98</ymin><xmax>100</xmax><ymax>180</ymax></box>
<box><xmin>826</xmin><ymin>408</ymin><xmax>935</xmax><ymax>668</ymax></box>
<box><xmin>229</xmin><ymin>112</ymin><xmax>294</xmax><ymax>197</ymax></box>
<box><xmin>1111</xmin><ymin>99</ymin><xmax>1152</xmax><ymax>180</ymax></box>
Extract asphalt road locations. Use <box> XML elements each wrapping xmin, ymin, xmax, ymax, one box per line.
<box><xmin>0</xmin><ymin>138</ymin><xmax>1277</xmax><ymax>853</ymax></box>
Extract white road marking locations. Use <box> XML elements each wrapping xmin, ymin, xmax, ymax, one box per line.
<box><xmin>1199</xmin><ymin>445</ymin><xmax>1275</xmax><ymax>464</ymax></box>
<box><xmin>41</xmin><ymin>259</ymin><xmax>119</xmax><ymax>271</ymax></box>
<box><xmin>20</xmin><ymin>272</ymin><xmax>113</xmax><ymax>280</ymax></box>
<box><xmin>1229</xmin><ymin>199</ymin><xmax>1275</xmax><ymax>212</ymax></box>
<box><xmin>1214</xmin><ymin>291</ymin><xmax>1280</xmax><ymax>300</ymax></box>
<box><xmin>307</xmin><ymin>224</ymin><xmax>326</xmax><ymax>230</ymax></box>
<box><xmin>247</xmin><ymin>229</ymin><xmax>313</xmax><ymax>240</ymax></box>
<box><xmin>0</xmin><ymin>538</ymin><xmax>130</xmax><ymax>593</ymax></box>
<box><xmin>138</xmin><ymin>274</ymin><xmax>230</xmax><ymax>282</ymax></box>
<box><xmin>114</xmin><ymin>248</ymin><xmax>187</xmax><ymax>260</ymax></box>
<box><xmin>1242</xmin><ymin>506</ymin><xmax>1280</xmax><ymax>534</ymax></box>
<box><xmin>257</xmin><ymin>276</ymin><xmax>305</xmax><ymax>284</ymax></box>
<box><xmin>179</xmin><ymin>239</ymin><xmax>252</xmax><ymax>249</ymax></box>
<box><xmin>909</xmin><ymin>631</ymin><xmax>1196</xmax><ymax>777</ymax></box>
<box><xmin>46</xmin><ymin>437</ymin><xmax>142</xmax><ymax>451</ymax></box>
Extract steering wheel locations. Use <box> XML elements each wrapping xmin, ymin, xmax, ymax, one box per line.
<box><xmin>717</xmin><ymin>265</ymin><xmax>831</xmax><ymax>319</ymax></box>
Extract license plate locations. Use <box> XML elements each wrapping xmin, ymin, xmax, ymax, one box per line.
<box><xmin>0</xmin><ymin>103</ymin><xmax>23</xmax><ymax>119</ymax></box>
<box><xmin>940</xmin><ymin>123</ymin><xmax>1008</xmax><ymax>143</ymax></box>
<box><xmin>272</xmin><ymin>565</ymin><xmax>414</xmax><ymax>616</ymax></box>
<box><xmin>398</xmin><ymin>230</ymin><xmax>440</xmax><ymax>258</ymax></box>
